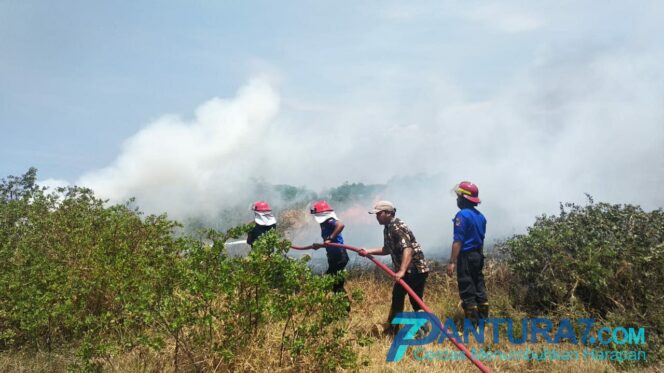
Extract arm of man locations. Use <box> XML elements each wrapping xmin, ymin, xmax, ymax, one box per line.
<box><xmin>447</xmin><ymin>240</ymin><xmax>462</xmax><ymax>276</ymax></box>
<box><xmin>359</xmin><ymin>247</ymin><xmax>386</xmax><ymax>256</ymax></box>
<box><xmin>325</xmin><ymin>220</ymin><xmax>345</xmax><ymax>242</ymax></box>
<box><xmin>394</xmin><ymin>246</ymin><xmax>413</xmax><ymax>281</ymax></box>
<box><xmin>246</xmin><ymin>223</ymin><xmax>257</xmax><ymax>246</ymax></box>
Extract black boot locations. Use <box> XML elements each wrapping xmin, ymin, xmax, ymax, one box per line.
<box><xmin>415</xmin><ymin>309</ymin><xmax>432</xmax><ymax>339</ymax></box>
<box><xmin>384</xmin><ymin>307</ymin><xmax>402</xmax><ymax>336</ymax></box>
<box><xmin>478</xmin><ymin>303</ymin><xmax>489</xmax><ymax>320</ymax></box>
<box><xmin>463</xmin><ymin>306</ymin><xmax>479</xmax><ymax>330</ymax></box>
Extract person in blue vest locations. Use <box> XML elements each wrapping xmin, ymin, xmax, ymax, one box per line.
<box><xmin>446</xmin><ymin>181</ymin><xmax>488</xmax><ymax>327</ymax></box>
<box><xmin>311</xmin><ymin>200</ymin><xmax>349</xmax><ymax>294</ymax></box>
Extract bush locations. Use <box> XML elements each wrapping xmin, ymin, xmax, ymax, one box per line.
<box><xmin>500</xmin><ymin>196</ymin><xmax>664</xmax><ymax>364</ymax></box>
<box><xmin>0</xmin><ymin>182</ymin><xmax>183</xmax><ymax>358</ymax></box>
<box><xmin>0</xmin><ymin>169</ymin><xmax>358</xmax><ymax>372</ymax></box>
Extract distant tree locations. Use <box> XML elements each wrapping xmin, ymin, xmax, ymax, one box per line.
<box><xmin>327</xmin><ymin>182</ymin><xmax>384</xmax><ymax>203</ymax></box>
<box><xmin>0</xmin><ymin>167</ymin><xmax>40</xmax><ymax>201</ymax></box>
<box><xmin>273</xmin><ymin>184</ymin><xmax>316</xmax><ymax>203</ymax></box>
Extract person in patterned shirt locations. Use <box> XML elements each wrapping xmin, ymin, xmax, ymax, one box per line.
<box><xmin>359</xmin><ymin>200</ymin><xmax>430</xmax><ymax>334</ymax></box>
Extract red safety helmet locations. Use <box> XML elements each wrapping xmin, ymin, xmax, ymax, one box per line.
<box><xmin>252</xmin><ymin>201</ymin><xmax>272</xmax><ymax>212</ymax></box>
<box><xmin>455</xmin><ymin>181</ymin><xmax>481</xmax><ymax>204</ymax></box>
<box><xmin>310</xmin><ymin>200</ymin><xmax>333</xmax><ymax>214</ymax></box>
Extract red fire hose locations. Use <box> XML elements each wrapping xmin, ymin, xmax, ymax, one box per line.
<box><xmin>290</xmin><ymin>242</ymin><xmax>492</xmax><ymax>373</ymax></box>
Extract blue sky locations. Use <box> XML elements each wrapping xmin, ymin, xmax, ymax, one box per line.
<box><xmin>1</xmin><ymin>1</ymin><xmax>663</xmax><ymax>244</ymax></box>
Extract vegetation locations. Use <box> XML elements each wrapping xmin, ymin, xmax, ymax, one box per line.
<box><xmin>326</xmin><ymin>182</ymin><xmax>384</xmax><ymax>204</ymax></box>
<box><xmin>500</xmin><ymin>196</ymin><xmax>664</xmax><ymax>364</ymax></box>
<box><xmin>0</xmin><ymin>169</ymin><xmax>357</xmax><ymax>371</ymax></box>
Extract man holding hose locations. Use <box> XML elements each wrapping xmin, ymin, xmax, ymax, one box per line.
<box><xmin>359</xmin><ymin>200</ymin><xmax>430</xmax><ymax>335</ymax></box>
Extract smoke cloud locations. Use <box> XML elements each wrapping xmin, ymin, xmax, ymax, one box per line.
<box><xmin>78</xmin><ymin>77</ymin><xmax>280</xmax><ymax>220</ymax></box>
<box><xmin>73</xmin><ymin>48</ymin><xmax>664</xmax><ymax>257</ymax></box>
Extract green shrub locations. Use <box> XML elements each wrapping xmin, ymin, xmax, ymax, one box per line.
<box><xmin>0</xmin><ymin>182</ymin><xmax>176</xmax><ymax>350</ymax></box>
<box><xmin>500</xmin><ymin>196</ymin><xmax>664</xmax><ymax>365</ymax></box>
<box><xmin>0</xmin><ymin>169</ymin><xmax>358</xmax><ymax>372</ymax></box>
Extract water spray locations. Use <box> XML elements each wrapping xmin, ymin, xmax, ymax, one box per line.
<box><xmin>225</xmin><ymin>240</ymin><xmax>248</xmax><ymax>246</ymax></box>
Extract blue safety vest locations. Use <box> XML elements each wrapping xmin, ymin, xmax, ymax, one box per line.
<box><xmin>453</xmin><ymin>208</ymin><xmax>486</xmax><ymax>252</ymax></box>
<box><xmin>320</xmin><ymin>218</ymin><xmax>345</xmax><ymax>255</ymax></box>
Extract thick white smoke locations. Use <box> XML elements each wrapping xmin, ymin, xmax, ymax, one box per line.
<box><xmin>73</xmin><ymin>48</ymin><xmax>663</xmax><ymax>256</ymax></box>
<box><xmin>78</xmin><ymin>77</ymin><xmax>280</xmax><ymax>220</ymax></box>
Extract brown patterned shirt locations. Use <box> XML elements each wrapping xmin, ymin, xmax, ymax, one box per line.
<box><xmin>383</xmin><ymin>217</ymin><xmax>430</xmax><ymax>274</ymax></box>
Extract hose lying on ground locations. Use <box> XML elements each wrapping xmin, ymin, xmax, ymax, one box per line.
<box><xmin>290</xmin><ymin>242</ymin><xmax>492</xmax><ymax>373</ymax></box>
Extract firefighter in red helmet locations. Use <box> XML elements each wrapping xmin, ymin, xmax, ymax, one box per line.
<box><xmin>447</xmin><ymin>181</ymin><xmax>488</xmax><ymax>328</ymax></box>
<box><xmin>310</xmin><ymin>200</ymin><xmax>350</xmax><ymax>296</ymax></box>
<box><xmin>247</xmin><ymin>201</ymin><xmax>277</xmax><ymax>247</ymax></box>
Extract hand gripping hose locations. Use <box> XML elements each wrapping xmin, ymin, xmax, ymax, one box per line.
<box><xmin>291</xmin><ymin>242</ymin><xmax>492</xmax><ymax>373</ymax></box>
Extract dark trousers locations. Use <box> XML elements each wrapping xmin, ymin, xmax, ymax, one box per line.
<box><xmin>389</xmin><ymin>271</ymin><xmax>429</xmax><ymax>320</ymax></box>
<box><xmin>457</xmin><ymin>249</ymin><xmax>488</xmax><ymax>309</ymax></box>
<box><xmin>326</xmin><ymin>251</ymin><xmax>349</xmax><ymax>293</ymax></box>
